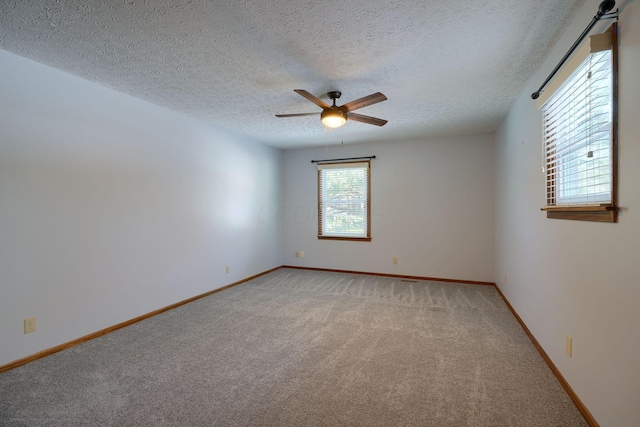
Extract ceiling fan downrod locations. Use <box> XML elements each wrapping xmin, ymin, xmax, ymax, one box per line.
<box><xmin>327</xmin><ymin>91</ymin><xmax>341</xmax><ymax>107</ymax></box>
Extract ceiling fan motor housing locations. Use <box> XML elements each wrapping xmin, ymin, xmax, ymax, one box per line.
<box><xmin>321</xmin><ymin>107</ymin><xmax>347</xmax><ymax>127</ymax></box>
<box><xmin>322</xmin><ymin>91</ymin><xmax>347</xmax><ymax>127</ymax></box>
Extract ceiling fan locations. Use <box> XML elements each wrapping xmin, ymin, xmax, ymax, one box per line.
<box><xmin>276</xmin><ymin>90</ymin><xmax>388</xmax><ymax>128</ymax></box>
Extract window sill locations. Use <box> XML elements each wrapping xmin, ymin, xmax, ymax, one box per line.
<box><xmin>541</xmin><ymin>205</ymin><xmax>617</xmax><ymax>222</ymax></box>
<box><xmin>318</xmin><ymin>236</ymin><xmax>372</xmax><ymax>242</ymax></box>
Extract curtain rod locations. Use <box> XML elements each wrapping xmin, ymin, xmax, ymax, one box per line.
<box><xmin>531</xmin><ymin>0</ymin><xmax>617</xmax><ymax>100</ymax></box>
<box><xmin>311</xmin><ymin>156</ymin><xmax>376</xmax><ymax>164</ymax></box>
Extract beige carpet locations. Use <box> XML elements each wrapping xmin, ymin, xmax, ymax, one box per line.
<box><xmin>0</xmin><ymin>268</ymin><xmax>587</xmax><ymax>426</ymax></box>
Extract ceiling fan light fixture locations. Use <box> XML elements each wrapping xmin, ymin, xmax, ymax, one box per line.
<box><xmin>321</xmin><ymin>109</ymin><xmax>347</xmax><ymax>128</ymax></box>
<box><xmin>277</xmin><ymin>89</ymin><xmax>387</xmax><ymax>128</ymax></box>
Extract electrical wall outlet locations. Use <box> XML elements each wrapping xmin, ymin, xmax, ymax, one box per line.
<box><xmin>24</xmin><ymin>317</ymin><xmax>36</xmax><ymax>334</ymax></box>
<box><xmin>299</xmin><ymin>251</ymin><xmax>304</xmax><ymax>258</ymax></box>
<box><xmin>566</xmin><ymin>335</ymin><xmax>572</xmax><ymax>357</ymax></box>
<box><xmin>504</xmin><ymin>274</ymin><xmax>508</xmax><ymax>284</ymax></box>
<box><xmin>225</xmin><ymin>265</ymin><xmax>230</xmax><ymax>274</ymax></box>
<box><xmin>295</xmin><ymin>251</ymin><xmax>299</xmax><ymax>258</ymax></box>
<box><xmin>393</xmin><ymin>257</ymin><xmax>398</xmax><ymax>265</ymax></box>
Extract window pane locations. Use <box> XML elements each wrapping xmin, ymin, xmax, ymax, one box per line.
<box><xmin>543</xmin><ymin>49</ymin><xmax>612</xmax><ymax>206</ymax></box>
<box><xmin>320</xmin><ymin>166</ymin><xmax>368</xmax><ymax>237</ymax></box>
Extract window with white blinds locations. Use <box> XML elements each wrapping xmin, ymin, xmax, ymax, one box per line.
<box><xmin>543</xmin><ymin>49</ymin><xmax>612</xmax><ymax>205</ymax></box>
<box><xmin>317</xmin><ymin>161</ymin><xmax>371</xmax><ymax>241</ymax></box>
<box><xmin>539</xmin><ymin>25</ymin><xmax>618</xmax><ymax>222</ymax></box>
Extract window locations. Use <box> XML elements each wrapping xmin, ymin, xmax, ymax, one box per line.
<box><xmin>317</xmin><ymin>161</ymin><xmax>371</xmax><ymax>241</ymax></box>
<box><xmin>538</xmin><ymin>25</ymin><xmax>618</xmax><ymax>222</ymax></box>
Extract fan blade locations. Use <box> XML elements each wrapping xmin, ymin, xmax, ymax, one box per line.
<box><xmin>294</xmin><ymin>89</ymin><xmax>330</xmax><ymax>109</ymax></box>
<box><xmin>347</xmin><ymin>113</ymin><xmax>388</xmax><ymax>126</ymax></box>
<box><xmin>275</xmin><ymin>112</ymin><xmax>319</xmax><ymax>118</ymax></box>
<box><xmin>342</xmin><ymin>92</ymin><xmax>387</xmax><ymax>112</ymax></box>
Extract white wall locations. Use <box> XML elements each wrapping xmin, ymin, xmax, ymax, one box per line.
<box><xmin>0</xmin><ymin>50</ymin><xmax>283</xmax><ymax>367</ymax></box>
<box><xmin>494</xmin><ymin>1</ymin><xmax>640</xmax><ymax>425</ymax></box>
<box><xmin>283</xmin><ymin>134</ymin><xmax>495</xmax><ymax>283</ymax></box>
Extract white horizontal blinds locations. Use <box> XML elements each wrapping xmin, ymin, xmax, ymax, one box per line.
<box><xmin>537</xmin><ymin>33</ymin><xmax>612</xmax><ymax>108</ymax></box>
<box><xmin>542</xmin><ymin>32</ymin><xmax>613</xmax><ymax>207</ymax></box>
<box><xmin>317</xmin><ymin>162</ymin><xmax>369</xmax><ymax>237</ymax></box>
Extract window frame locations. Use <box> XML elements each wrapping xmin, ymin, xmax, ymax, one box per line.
<box><xmin>540</xmin><ymin>23</ymin><xmax>618</xmax><ymax>223</ymax></box>
<box><xmin>317</xmin><ymin>160</ymin><xmax>371</xmax><ymax>242</ymax></box>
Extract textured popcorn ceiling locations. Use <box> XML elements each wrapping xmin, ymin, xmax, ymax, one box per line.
<box><xmin>0</xmin><ymin>0</ymin><xmax>585</xmax><ymax>149</ymax></box>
